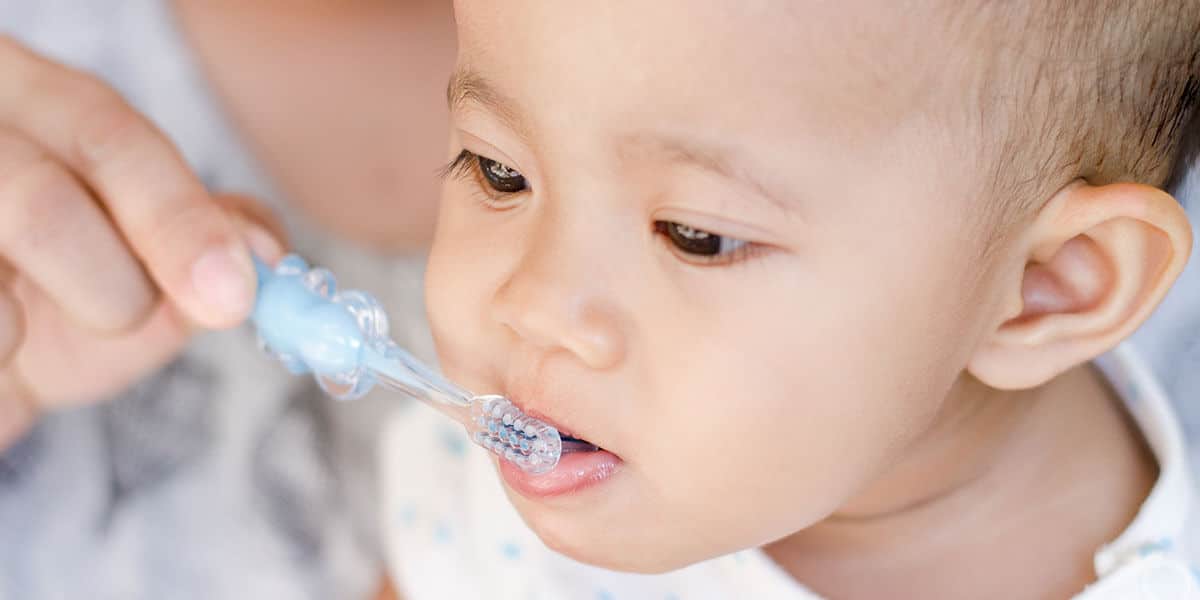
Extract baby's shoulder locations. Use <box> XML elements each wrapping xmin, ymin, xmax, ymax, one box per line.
<box><xmin>1076</xmin><ymin>553</ymin><xmax>1199</xmax><ymax>598</ymax></box>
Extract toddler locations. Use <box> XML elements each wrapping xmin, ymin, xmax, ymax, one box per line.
<box><xmin>382</xmin><ymin>1</ymin><xmax>1200</xmax><ymax>599</ymax></box>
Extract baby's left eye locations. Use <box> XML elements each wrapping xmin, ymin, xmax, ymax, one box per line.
<box><xmin>477</xmin><ymin>155</ymin><xmax>527</xmax><ymax>193</ymax></box>
<box><xmin>655</xmin><ymin>221</ymin><xmax>749</xmax><ymax>261</ymax></box>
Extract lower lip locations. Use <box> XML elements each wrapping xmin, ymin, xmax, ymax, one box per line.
<box><xmin>499</xmin><ymin>447</ymin><xmax>622</xmax><ymax>499</ymax></box>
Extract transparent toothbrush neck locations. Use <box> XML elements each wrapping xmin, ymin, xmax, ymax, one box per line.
<box><xmin>250</xmin><ymin>254</ymin><xmax>562</xmax><ymax>474</ymax></box>
<box><xmin>361</xmin><ymin>344</ymin><xmax>472</xmax><ymax>409</ymax></box>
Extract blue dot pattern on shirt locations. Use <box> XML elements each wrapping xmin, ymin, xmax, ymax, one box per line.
<box><xmin>434</xmin><ymin>521</ymin><xmax>453</xmax><ymax>544</ymax></box>
<box><xmin>397</xmin><ymin>504</ymin><xmax>417</xmax><ymax>529</ymax></box>
<box><xmin>1139</xmin><ymin>537</ymin><xmax>1174</xmax><ymax>556</ymax></box>
<box><xmin>500</xmin><ymin>542</ymin><xmax>522</xmax><ymax>560</ymax></box>
<box><xmin>438</xmin><ymin>425</ymin><xmax>467</xmax><ymax>457</ymax></box>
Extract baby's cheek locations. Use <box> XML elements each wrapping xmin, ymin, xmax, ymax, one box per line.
<box><xmin>631</xmin><ymin>358</ymin><xmax>866</xmax><ymax>548</ymax></box>
<box><xmin>424</xmin><ymin>226</ymin><xmax>491</xmax><ymax>381</ymax></box>
<box><xmin>423</xmin><ymin>249</ymin><xmax>460</xmax><ymax>337</ymax></box>
<box><xmin>641</xmin><ymin>286</ymin><xmax>954</xmax><ymax>547</ymax></box>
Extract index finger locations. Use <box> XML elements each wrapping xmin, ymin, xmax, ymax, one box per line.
<box><xmin>0</xmin><ymin>36</ymin><xmax>256</xmax><ymax>328</ymax></box>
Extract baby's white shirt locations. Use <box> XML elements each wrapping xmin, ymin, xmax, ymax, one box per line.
<box><xmin>381</xmin><ymin>342</ymin><xmax>1200</xmax><ymax>599</ymax></box>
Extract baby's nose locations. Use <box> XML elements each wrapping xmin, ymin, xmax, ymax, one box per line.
<box><xmin>489</xmin><ymin>233</ymin><xmax>626</xmax><ymax>371</ymax></box>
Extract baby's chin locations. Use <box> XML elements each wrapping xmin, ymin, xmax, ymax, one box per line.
<box><xmin>503</xmin><ymin>485</ymin><xmax>741</xmax><ymax>573</ymax></box>
<box><xmin>527</xmin><ymin>515</ymin><xmax>710</xmax><ymax>573</ymax></box>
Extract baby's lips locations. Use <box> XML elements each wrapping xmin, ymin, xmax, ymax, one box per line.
<box><xmin>515</xmin><ymin>402</ymin><xmax>609</xmax><ymax>452</ymax></box>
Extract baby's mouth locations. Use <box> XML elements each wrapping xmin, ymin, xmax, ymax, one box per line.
<box><xmin>560</xmin><ymin>433</ymin><xmax>601</xmax><ymax>454</ymax></box>
<box><xmin>496</xmin><ymin>402</ymin><xmax>622</xmax><ymax>498</ymax></box>
<box><xmin>505</xmin><ymin>398</ymin><xmax>610</xmax><ymax>456</ymax></box>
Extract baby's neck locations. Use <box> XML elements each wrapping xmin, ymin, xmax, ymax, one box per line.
<box><xmin>765</xmin><ymin>363</ymin><xmax>1158</xmax><ymax>599</ymax></box>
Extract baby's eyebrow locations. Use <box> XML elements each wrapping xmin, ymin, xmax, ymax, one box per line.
<box><xmin>446</xmin><ymin>67</ymin><xmax>528</xmax><ymax>139</ymax></box>
<box><xmin>617</xmin><ymin>133</ymin><xmax>794</xmax><ymax>213</ymax></box>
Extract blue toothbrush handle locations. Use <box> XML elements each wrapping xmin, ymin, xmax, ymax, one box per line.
<box><xmin>249</xmin><ymin>254</ymin><xmax>562</xmax><ymax>474</ymax></box>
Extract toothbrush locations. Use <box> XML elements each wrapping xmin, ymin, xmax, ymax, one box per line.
<box><xmin>249</xmin><ymin>254</ymin><xmax>562</xmax><ymax>474</ymax></box>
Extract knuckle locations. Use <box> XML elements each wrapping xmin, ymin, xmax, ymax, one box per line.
<box><xmin>68</xmin><ymin>87</ymin><xmax>148</xmax><ymax>169</ymax></box>
<box><xmin>0</xmin><ymin>290</ymin><xmax>21</xmax><ymax>367</ymax></box>
<box><xmin>20</xmin><ymin>51</ymin><xmax>107</xmax><ymax>107</ymax></box>
<box><xmin>134</xmin><ymin>196</ymin><xmax>227</xmax><ymax>257</ymax></box>
<box><xmin>0</xmin><ymin>368</ymin><xmax>38</xmax><ymax>441</ymax></box>
<box><xmin>8</xmin><ymin>55</ymin><xmax>144</xmax><ymax>171</ymax></box>
<box><xmin>0</xmin><ymin>34</ymin><xmax>33</xmax><ymax>63</ymax></box>
<box><xmin>0</xmin><ymin>158</ymin><xmax>85</xmax><ymax>252</ymax></box>
<box><xmin>0</xmin><ymin>131</ymin><xmax>45</xmax><ymax>183</ymax></box>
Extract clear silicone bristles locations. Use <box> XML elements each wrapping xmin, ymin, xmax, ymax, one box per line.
<box><xmin>470</xmin><ymin>395</ymin><xmax>562</xmax><ymax>474</ymax></box>
<box><xmin>251</xmin><ymin>254</ymin><xmax>563</xmax><ymax>474</ymax></box>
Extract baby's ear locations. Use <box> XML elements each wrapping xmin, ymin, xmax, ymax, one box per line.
<box><xmin>967</xmin><ymin>182</ymin><xmax>1192</xmax><ymax>389</ymax></box>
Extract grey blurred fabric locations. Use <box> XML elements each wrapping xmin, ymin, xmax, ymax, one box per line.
<box><xmin>0</xmin><ymin>1</ymin><xmax>432</xmax><ymax>598</ymax></box>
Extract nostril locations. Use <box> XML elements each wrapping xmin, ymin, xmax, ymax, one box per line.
<box><xmin>489</xmin><ymin>256</ymin><xmax>626</xmax><ymax>370</ymax></box>
<box><xmin>493</xmin><ymin>300</ymin><xmax>624</xmax><ymax>369</ymax></box>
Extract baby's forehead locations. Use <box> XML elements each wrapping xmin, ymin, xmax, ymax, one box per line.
<box><xmin>453</xmin><ymin>2</ymin><xmax>973</xmax><ymax>146</ymax></box>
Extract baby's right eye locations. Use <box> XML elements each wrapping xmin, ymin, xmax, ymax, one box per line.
<box><xmin>654</xmin><ymin>221</ymin><xmax>757</xmax><ymax>266</ymax></box>
<box><xmin>477</xmin><ymin>155</ymin><xmax>527</xmax><ymax>193</ymax></box>
<box><xmin>441</xmin><ymin>149</ymin><xmax>529</xmax><ymax>208</ymax></box>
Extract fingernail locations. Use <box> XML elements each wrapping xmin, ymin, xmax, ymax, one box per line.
<box><xmin>191</xmin><ymin>244</ymin><xmax>255</xmax><ymax>323</ymax></box>
<box><xmin>241</xmin><ymin>222</ymin><xmax>284</xmax><ymax>263</ymax></box>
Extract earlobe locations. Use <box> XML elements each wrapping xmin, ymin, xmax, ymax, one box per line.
<box><xmin>968</xmin><ymin>182</ymin><xmax>1192</xmax><ymax>390</ymax></box>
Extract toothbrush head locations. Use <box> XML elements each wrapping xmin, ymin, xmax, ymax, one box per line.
<box><xmin>470</xmin><ymin>395</ymin><xmax>562</xmax><ymax>474</ymax></box>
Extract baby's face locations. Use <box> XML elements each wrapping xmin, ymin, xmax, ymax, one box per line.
<box><xmin>428</xmin><ymin>1</ymin><xmax>1006</xmax><ymax>570</ymax></box>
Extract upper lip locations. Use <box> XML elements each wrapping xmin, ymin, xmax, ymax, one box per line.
<box><xmin>504</xmin><ymin>385</ymin><xmax>605</xmax><ymax>449</ymax></box>
<box><xmin>512</xmin><ymin>400</ymin><xmax>588</xmax><ymax>441</ymax></box>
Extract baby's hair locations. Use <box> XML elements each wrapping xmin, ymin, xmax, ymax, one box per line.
<box><xmin>965</xmin><ymin>1</ymin><xmax>1200</xmax><ymax>229</ymax></box>
<box><xmin>1167</xmin><ymin>104</ymin><xmax>1200</xmax><ymax>197</ymax></box>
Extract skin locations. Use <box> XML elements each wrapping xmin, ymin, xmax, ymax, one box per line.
<box><xmin>173</xmin><ymin>0</ymin><xmax>456</xmax><ymax>252</ymax></box>
<box><xmin>422</xmin><ymin>2</ymin><xmax>1192</xmax><ymax>598</ymax></box>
